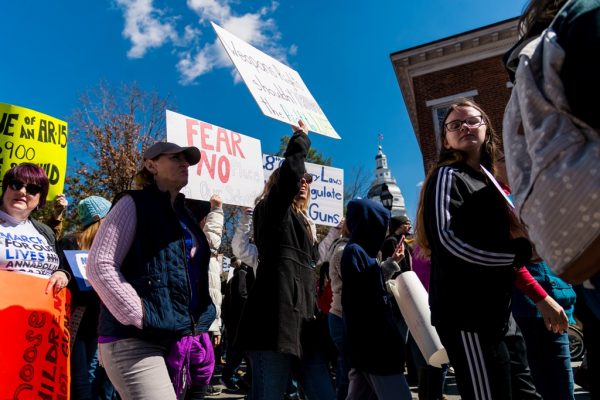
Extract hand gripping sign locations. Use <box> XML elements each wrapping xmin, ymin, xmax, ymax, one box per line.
<box><xmin>212</xmin><ymin>22</ymin><xmax>340</xmax><ymax>139</ymax></box>
<box><xmin>0</xmin><ymin>103</ymin><xmax>68</xmax><ymax>201</ymax></box>
<box><xmin>166</xmin><ymin>110</ymin><xmax>265</xmax><ymax>207</ymax></box>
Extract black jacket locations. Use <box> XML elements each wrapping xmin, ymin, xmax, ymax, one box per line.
<box><xmin>222</xmin><ymin>264</ymin><xmax>254</xmax><ymax>338</ymax></box>
<box><xmin>236</xmin><ymin>130</ymin><xmax>318</xmax><ymax>358</ymax></box>
<box><xmin>61</xmin><ymin>233</ymin><xmax>102</xmax><ymax>340</ymax></box>
<box><xmin>381</xmin><ymin>234</ymin><xmax>412</xmax><ymax>274</ymax></box>
<box><xmin>423</xmin><ymin>163</ymin><xmax>531</xmax><ymax>333</ymax></box>
<box><xmin>341</xmin><ymin>199</ymin><xmax>405</xmax><ymax>375</ymax></box>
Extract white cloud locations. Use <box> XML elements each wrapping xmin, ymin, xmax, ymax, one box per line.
<box><xmin>115</xmin><ymin>0</ymin><xmax>294</xmax><ymax>85</ymax></box>
<box><xmin>116</xmin><ymin>0</ymin><xmax>178</xmax><ymax>58</ymax></box>
<box><xmin>288</xmin><ymin>43</ymin><xmax>298</xmax><ymax>56</ymax></box>
<box><xmin>186</xmin><ymin>0</ymin><xmax>232</xmax><ymax>22</ymax></box>
<box><xmin>177</xmin><ymin>41</ymin><xmax>225</xmax><ymax>85</ymax></box>
<box><xmin>178</xmin><ymin>0</ymin><xmax>292</xmax><ymax>85</ymax></box>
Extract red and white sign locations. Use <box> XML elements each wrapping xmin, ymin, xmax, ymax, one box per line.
<box><xmin>166</xmin><ymin>110</ymin><xmax>264</xmax><ymax>207</ymax></box>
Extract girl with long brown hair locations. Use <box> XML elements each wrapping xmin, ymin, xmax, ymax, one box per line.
<box><xmin>416</xmin><ymin>100</ymin><xmax>540</xmax><ymax>399</ymax></box>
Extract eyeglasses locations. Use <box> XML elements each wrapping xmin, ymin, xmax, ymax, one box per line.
<box><xmin>444</xmin><ymin>115</ymin><xmax>485</xmax><ymax>132</ymax></box>
<box><xmin>8</xmin><ymin>180</ymin><xmax>43</xmax><ymax>196</ymax></box>
<box><xmin>302</xmin><ymin>172</ymin><xmax>313</xmax><ymax>184</ymax></box>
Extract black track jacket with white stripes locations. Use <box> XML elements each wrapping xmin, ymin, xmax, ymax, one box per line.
<box><xmin>423</xmin><ymin>162</ymin><xmax>532</xmax><ymax>333</ymax></box>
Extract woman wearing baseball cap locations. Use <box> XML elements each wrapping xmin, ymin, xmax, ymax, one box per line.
<box><xmin>87</xmin><ymin>142</ymin><xmax>215</xmax><ymax>399</ymax></box>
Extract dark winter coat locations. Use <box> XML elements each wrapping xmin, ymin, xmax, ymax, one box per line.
<box><xmin>341</xmin><ymin>198</ymin><xmax>406</xmax><ymax>375</ymax></box>
<box><xmin>236</xmin><ymin>130</ymin><xmax>318</xmax><ymax>358</ymax></box>
<box><xmin>422</xmin><ymin>163</ymin><xmax>532</xmax><ymax>333</ymax></box>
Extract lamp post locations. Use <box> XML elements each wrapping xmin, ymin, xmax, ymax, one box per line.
<box><xmin>380</xmin><ymin>184</ymin><xmax>393</xmax><ymax>211</ymax></box>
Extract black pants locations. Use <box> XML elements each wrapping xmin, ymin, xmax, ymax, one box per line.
<box><xmin>436</xmin><ymin>320</ymin><xmax>541</xmax><ymax>400</ymax></box>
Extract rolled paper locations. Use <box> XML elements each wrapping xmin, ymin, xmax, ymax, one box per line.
<box><xmin>388</xmin><ymin>271</ymin><xmax>448</xmax><ymax>367</ymax></box>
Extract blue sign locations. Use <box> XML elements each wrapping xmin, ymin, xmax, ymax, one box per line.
<box><xmin>64</xmin><ymin>250</ymin><xmax>93</xmax><ymax>291</ymax></box>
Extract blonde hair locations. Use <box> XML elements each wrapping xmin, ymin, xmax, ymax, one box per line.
<box><xmin>256</xmin><ymin>166</ymin><xmax>313</xmax><ymax>240</ymax></box>
<box><xmin>255</xmin><ymin>168</ymin><xmax>281</xmax><ymax>205</ymax></box>
<box><xmin>76</xmin><ymin>220</ymin><xmax>102</xmax><ymax>250</ymax></box>
<box><xmin>133</xmin><ymin>166</ymin><xmax>154</xmax><ymax>189</ymax></box>
<box><xmin>416</xmin><ymin>100</ymin><xmax>499</xmax><ymax>258</ymax></box>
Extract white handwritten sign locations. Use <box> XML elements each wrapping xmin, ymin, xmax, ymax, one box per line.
<box><xmin>262</xmin><ymin>154</ymin><xmax>344</xmax><ymax>227</ymax></box>
<box><xmin>212</xmin><ymin>22</ymin><xmax>340</xmax><ymax>140</ymax></box>
<box><xmin>167</xmin><ymin>110</ymin><xmax>264</xmax><ymax>207</ymax></box>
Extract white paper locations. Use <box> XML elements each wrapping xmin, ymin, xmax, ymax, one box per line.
<box><xmin>212</xmin><ymin>22</ymin><xmax>340</xmax><ymax>139</ymax></box>
<box><xmin>389</xmin><ymin>272</ymin><xmax>449</xmax><ymax>367</ymax></box>
<box><xmin>166</xmin><ymin>110</ymin><xmax>264</xmax><ymax>207</ymax></box>
<box><xmin>262</xmin><ymin>154</ymin><xmax>344</xmax><ymax>227</ymax></box>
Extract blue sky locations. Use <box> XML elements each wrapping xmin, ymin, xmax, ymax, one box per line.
<box><xmin>0</xmin><ymin>0</ymin><xmax>527</xmax><ymax>220</ymax></box>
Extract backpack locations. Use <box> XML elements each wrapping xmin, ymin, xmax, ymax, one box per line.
<box><xmin>502</xmin><ymin>1</ymin><xmax>600</xmax><ymax>283</ymax></box>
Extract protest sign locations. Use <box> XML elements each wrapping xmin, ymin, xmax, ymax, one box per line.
<box><xmin>0</xmin><ymin>103</ymin><xmax>68</xmax><ymax>200</ymax></box>
<box><xmin>211</xmin><ymin>22</ymin><xmax>340</xmax><ymax>139</ymax></box>
<box><xmin>263</xmin><ymin>154</ymin><xmax>344</xmax><ymax>227</ymax></box>
<box><xmin>64</xmin><ymin>250</ymin><xmax>92</xmax><ymax>291</ymax></box>
<box><xmin>166</xmin><ymin>110</ymin><xmax>264</xmax><ymax>207</ymax></box>
<box><xmin>0</xmin><ymin>270</ymin><xmax>71</xmax><ymax>399</ymax></box>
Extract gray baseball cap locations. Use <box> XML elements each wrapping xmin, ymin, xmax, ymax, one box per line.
<box><xmin>143</xmin><ymin>142</ymin><xmax>201</xmax><ymax>165</ymax></box>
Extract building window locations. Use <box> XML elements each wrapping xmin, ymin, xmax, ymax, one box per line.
<box><xmin>426</xmin><ymin>90</ymin><xmax>479</xmax><ymax>151</ymax></box>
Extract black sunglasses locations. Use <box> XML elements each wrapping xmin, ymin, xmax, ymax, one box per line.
<box><xmin>8</xmin><ymin>180</ymin><xmax>43</xmax><ymax>196</ymax></box>
<box><xmin>302</xmin><ymin>172</ymin><xmax>313</xmax><ymax>184</ymax></box>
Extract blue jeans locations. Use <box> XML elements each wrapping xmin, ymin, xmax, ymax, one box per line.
<box><xmin>71</xmin><ymin>338</ymin><xmax>115</xmax><ymax>400</ymax></box>
<box><xmin>515</xmin><ymin>317</ymin><xmax>574</xmax><ymax>400</ymax></box>
<box><xmin>328</xmin><ymin>313</ymin><xmax>350</xmax><ymax>400</ymax></box>
<box><xmin>247</xmin><ymin>350</ymin><xmax>335</xmax><ymax>400</ymax></box>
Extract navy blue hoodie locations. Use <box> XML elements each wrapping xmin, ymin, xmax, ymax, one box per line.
<box><xmin>341</xmin><ymin>199</ymin><xmax>406</xmax><ymax>375</ymax></box>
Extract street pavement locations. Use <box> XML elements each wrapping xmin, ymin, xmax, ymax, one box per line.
<box><xmin>210</xmin><ymin>362</ymin><xmax>591</xmax><ymax>399</ymax></box>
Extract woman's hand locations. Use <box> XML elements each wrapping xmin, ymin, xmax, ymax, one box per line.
<box><xmin>209</xmin><ymin>194</ymin><xmax>223</xmax><ymax>209</ymax></box>
<box><xmin>392</xmin><ymin>236</ymin><xmax>406</xmax><ymax>263</ymax></box>
<box><xmin>536</xmin><ymin>296</ymin><xmax>569</xmax><ymax>333</ymax></box>
<box><xmin>292</xmin><ymin>119</ymin><xmax>308</xmax><ymax>134</ymax></box>
<box><xmin>46</xmin><ymin>271</ymin><xmax>69</xmax><ymax>296</ymax></box>
<box><xmin>52</xmin><ymin>194</ymin><xmax>68</xmax><ymax>219</ymax></box>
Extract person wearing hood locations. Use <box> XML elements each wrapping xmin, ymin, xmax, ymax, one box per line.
<box><xmin>341</xmin><ymin>198</ymin><xmax>412</xmax><ymax>399</ymax></box>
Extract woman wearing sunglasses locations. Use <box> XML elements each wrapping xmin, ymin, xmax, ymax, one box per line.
<box><xmin>236</xmin><ymin>120</ymin><xmax>335</xmax><ymax>400</ymax></box>
<box><xmin>0</xmin><ymin>163</ymin><xmax>69</xmax><ymax>293</ymax></box>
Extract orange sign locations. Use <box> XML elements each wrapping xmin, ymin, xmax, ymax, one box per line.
<box><xmin>0</xmin><ymin>270</ymin><xmax>71</xmax><ymax>399</ymax></box>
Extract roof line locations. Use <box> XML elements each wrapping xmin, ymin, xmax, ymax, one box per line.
<box><xmin>389</xmin><ymin>17</ymin><xmax>519</xmax><ymax>57</ymax></box>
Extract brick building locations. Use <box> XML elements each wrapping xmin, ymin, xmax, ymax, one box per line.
<box><xmin>390</xmin><ymin>18</ymin><xmax>520</xmax><ymax>173</ymax></box>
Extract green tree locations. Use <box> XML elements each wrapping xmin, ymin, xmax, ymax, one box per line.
<box><xmin>275</xmin><ymin>135</ymin><xmax>332</xmax><ymax>166</ymax></box>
